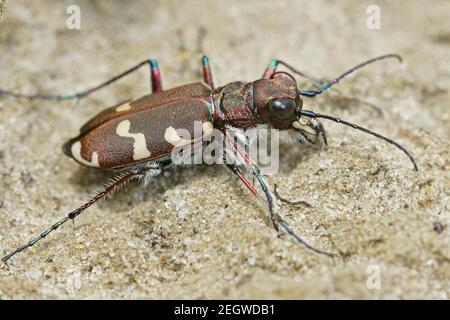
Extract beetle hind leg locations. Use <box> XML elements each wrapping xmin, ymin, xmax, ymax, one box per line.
<box><xmin>226</xmin><ymin>162</ymin><xmax>334</xmax><ymax>258</ymax></box>
<box><xmin>224</xmin><ymin>132</ymin><xmax>334</xmax><ymax>258</ymax></box>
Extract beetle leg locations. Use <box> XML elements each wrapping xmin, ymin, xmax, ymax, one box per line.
<box><xmin>262</xmin><ymin>59</ymin><xmax>329</xmax><ymax>88</ymax></box>
<box><xmin>149</xmin><ymin>59</ymin><xmax>163</xmax><ymax>93</ymax></box>
<box><xmin>292</xmin><ymin>118</ymin><xmax>327</xmax><ymax>146</ymax></box>
<box><xmin>1</xmin><ymin>163</ymin><xmax>161</xmax><ymax>263</ymax></box>
<box><xmin>224</xmin><ymin>130</ymin><xmax>334</xmax><ymax>258</ymax></box>
<box><xmin>274</xmin><ymin>184</ymin><xmax>312</xmax><ymax>207</ymax></box>
<box><xmin>0</xmin><ymin>59</ymin><xmax>161</xmax><ymax>101</ymax></box>
<box><xmin>201</xmin><ymin>56</ymin><xmax>214</xmax><ymax>89</ymax></box>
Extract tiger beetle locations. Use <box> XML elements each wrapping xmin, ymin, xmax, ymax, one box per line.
<box><xmin>0</xmin><ymin>54</ymin><xmax>418</xmax><ymax>263</ymax></box>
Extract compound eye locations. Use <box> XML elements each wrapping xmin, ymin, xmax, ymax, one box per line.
<box><xmin>268</xmin><ymin>97</ymin><xmax>296</xmax><ymax>120</ymax></box>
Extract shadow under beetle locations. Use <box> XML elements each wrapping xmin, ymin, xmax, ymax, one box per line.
<box><xmin>0</xmin><ymin>54</ymin><xmax>418</xmax><ymax>263</ymax></box>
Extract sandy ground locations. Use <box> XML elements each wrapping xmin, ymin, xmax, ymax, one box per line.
<box><xmin>0</xmin><ymin>0</ymin><xmax>448</xmax><ymax>299</ymax></box>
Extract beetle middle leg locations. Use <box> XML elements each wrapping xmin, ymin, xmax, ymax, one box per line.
<box><xmin>274</xmin><ymin>118</ymin><xmax>328</xmax><ymax>206</ymax></box>
<box><xmin>149</xmin><ymin>59</ymin><xmax>163</xmax><ymax>93</ymax></box>
<box><xmin>273</xmin><ymin>184</ymin><xmax>312</xmax><ymax>208</ymax></box>
<box><xmin>262</xmin><ymin>59</ymin><xmax>327</xmax><ymax>87</ymax></box>
<box><xmin>292</xmin><ymin>117</ymin><xmax>327</xmax><ymax>146</ymax></box>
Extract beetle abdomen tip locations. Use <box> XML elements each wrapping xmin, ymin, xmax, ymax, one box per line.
<box><xmin>62</xmin><ymin>139</ymin><xmax>73</xmax><ymax>158</ymax></box>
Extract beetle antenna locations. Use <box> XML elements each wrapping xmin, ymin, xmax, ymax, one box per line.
<box><xmin>299</xmin><ymin>110</ymin><xmax>418</xmax><ymax>171</ymax></box>
<box><xmin>299</xmin><ymin>54</ymin><xmax>402</xmax><ymax>97</ymax></box>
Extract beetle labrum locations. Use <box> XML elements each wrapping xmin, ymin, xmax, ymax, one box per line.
<box><xmin>0</xmin><ymin>54</ymin><xmax>418</xmax><ymax>263</ymax></box>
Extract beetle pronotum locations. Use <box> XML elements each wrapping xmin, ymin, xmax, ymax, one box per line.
<box><xmin>0</xmin><ymin>54</ymin><xmax>417</xmax><ymax>263</ymax></box>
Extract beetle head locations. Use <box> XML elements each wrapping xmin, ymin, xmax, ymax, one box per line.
<box><xmin>255</xmin><ymin>72</ymin><xmax>304</xmax><ymax>130</ymax></box>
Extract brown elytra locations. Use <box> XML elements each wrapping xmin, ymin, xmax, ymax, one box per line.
<box><xmin>63</xmin><ymin>83</ymin><xmax>213</xmax><ymax>169</ymax></box>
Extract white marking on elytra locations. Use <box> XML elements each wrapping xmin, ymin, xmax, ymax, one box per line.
<box><xmin>71</xmin><ymin>141</ymin><xmax>100</xmax><ymax>167</ymax></box>
<box><xmin>202</xmin><ymin>121</ymin><xmax>213</xmax><ymax>137</ymax></box>
<box><xmin>116</xmin><ymin>120</ymin><xmax>151</xmax><ymax>160</ymax></box>
<box><xmin>164</xmin><ymin>127</ymin><xmax>183</xmax><ymax>146</ymax></box>
<box><xmin>116</xmin><ymin>102</ymin><xmax>131</xmax><ymax>112</ymax></box>
<box><xmin>164</xmin><ymin>121</ymin><xmax>214</xmax><ymax>147</ymax></box>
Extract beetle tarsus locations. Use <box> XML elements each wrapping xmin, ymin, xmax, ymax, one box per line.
<box><xmin>273</xmin><ymin>213</ymin><xmax>335</xmax><ymax>258</ymax></box>
<box><xmin>274</xmin><ymin>184</ymin><xmax>312</xmax><ymax>207</ymax></box>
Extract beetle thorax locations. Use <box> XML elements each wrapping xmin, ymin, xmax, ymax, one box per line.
<box><xmin>211</xmin><ymin>81</ymin><xmax>258</xmax><ymax>129</ymax></box>
<box><xmin>211</xmin><ymin>73</ymin><xmax>299</xmax><ymax>130</ymax></box>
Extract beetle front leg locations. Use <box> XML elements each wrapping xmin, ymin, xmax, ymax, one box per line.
<box><xmin>266</xmin><ymin>59</ymin><xmax>385</xmax><ymax>116</ymax></box>
<box><xmin>274</xmin><ymin>184</ymin><xmax>312</xmax><ymax>207</ymax></box>
<box><xmin>224</xmin><ymin>132</ymin><xmax>334</xmax><ymax>258</ymax></box>
<box><xmin>292</xmin><ymin>117</ymin><xmax>328</xmax><ymax>146</ymax></box>
<box><xmin>226</xmin><ymin>160</ymin><xmax>334</xmax><ymax>258</ymax></box>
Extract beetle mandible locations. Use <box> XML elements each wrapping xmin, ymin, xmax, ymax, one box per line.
<box><xmin>0</xmin><ymin>54</ymin><xmax>418</xmax><ymax>262</ymax></box>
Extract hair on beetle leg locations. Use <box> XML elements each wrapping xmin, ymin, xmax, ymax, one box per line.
<box><xmin>289</xmin><ymin>118</ymin><xmax>327</xmax><ymax>146</ymax></box>
<box><xmin>133</xmin><ymin>161</ymin><xmax>162</xmax><ymax>185</ymax></box>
